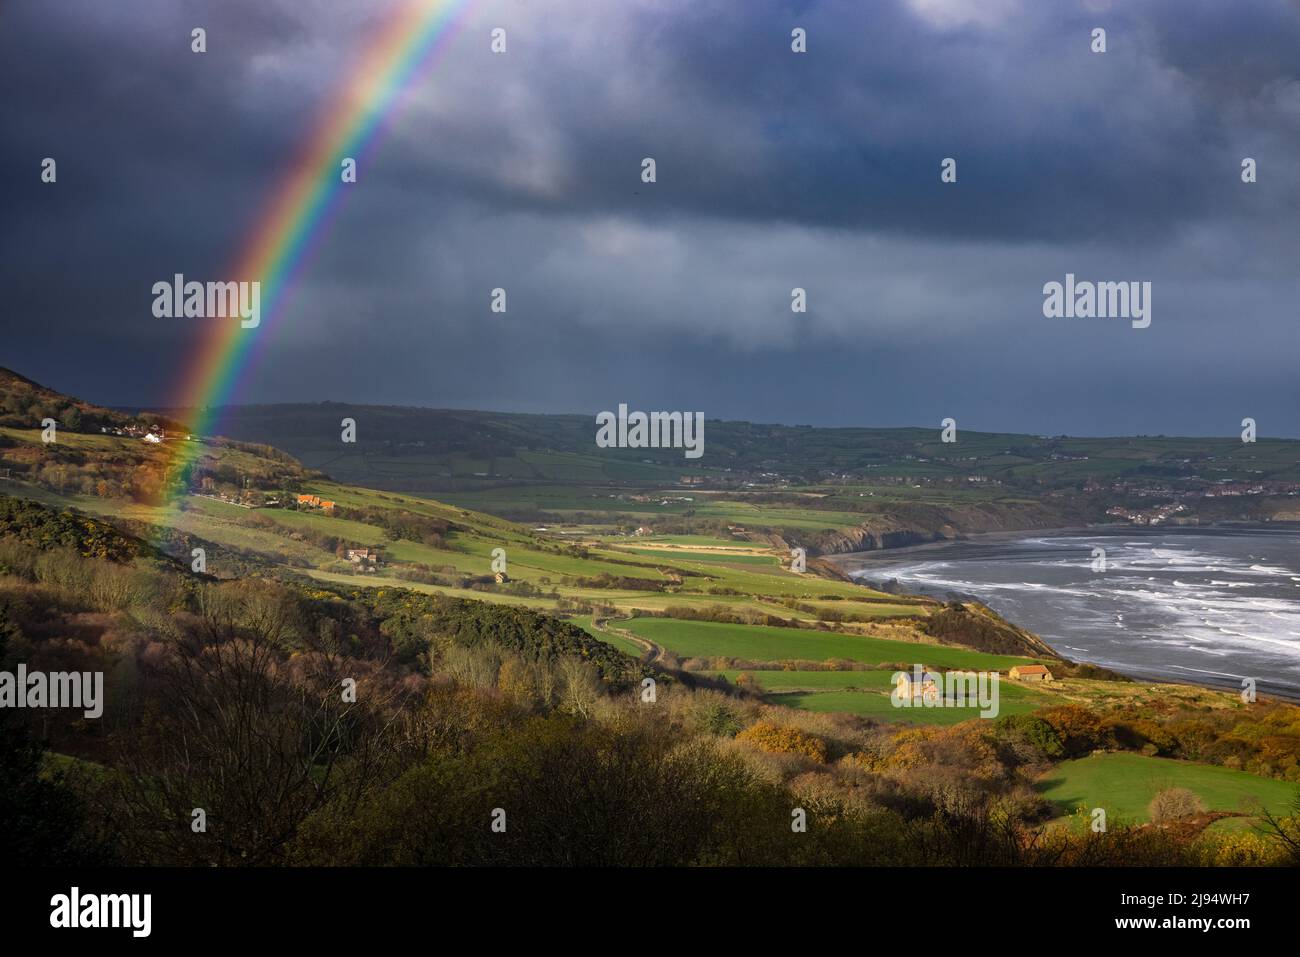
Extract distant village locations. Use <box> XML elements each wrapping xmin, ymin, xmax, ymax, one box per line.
<box><xmin>100</xmin><ymin>423</ymin><xmax>192</xmax><ymax>443</ymax></box>
<box><xmin>1105</xmin><ymin>502</ymin><xmax>1189</xmax><ymax>526</ymax></box>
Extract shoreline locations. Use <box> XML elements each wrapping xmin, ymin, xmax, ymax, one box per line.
<box><xmin>827</xmin><ymin>522</ymin><xmax>1300</xmax><ymax>704</ymax></box>
<box><xmin>825</xmin><ymin>520</ymin><xmax>1299</xmax><ymax>569</ymax></box>
<box><xmin>824</xmin><ymin>524</ymin><xmax>1105</xmax><ymax>569</ymax></box>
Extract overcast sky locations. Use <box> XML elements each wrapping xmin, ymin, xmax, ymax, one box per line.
<box><xmin>2</xmin><ymin>0</ymin><xmax>1298</xmax><ymax>436</ymax></box>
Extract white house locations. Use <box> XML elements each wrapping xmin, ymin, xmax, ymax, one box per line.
<box><xmin>895</xmin><ymin>668</ymin><xmax>942</xmax><ymax>704</ymax></box>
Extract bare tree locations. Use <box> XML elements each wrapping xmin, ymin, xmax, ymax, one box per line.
<box><xmin>108</xmin><ymin>582</ymin><xmax>410</xmax><ymax>865</ymax></box>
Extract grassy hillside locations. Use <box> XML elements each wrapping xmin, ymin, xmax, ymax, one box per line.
<box><xmin>3</xmin><ymin>368</ymin><xmax>1299</xmax><ymax>868</ymax></box>
<box><xmin>0</xmin><ymin>367</ymin><xmax>186</xmax><ymax>435</ymax></box>
<box><xmin>0</xmin><ymin>367</ymin><xmax>1291</xmax><ymax>722</ymax></box>
<box><xmin>712</xmin><ymin>669</ymin><xmax>1052</xmax><ymax>724</ymax></box>
<box><xmin>1038</xmin><ymin>752</ymin><xmax>1297</xmax><ymax>829</ymax></box>
<box><xmin>13</xmin><ymin>367</ymin><xmax>1300</xmax><ymax>562</ymax></box>
<box><xmin>0</xmin><ymin>375</ymin><xmax>1283</xmax><ymax>736</ymax></box>
<box><xmin>622</xmin><ymin>617</ymin><xmax>1040</xmax><ymax>670</ymax></box>
<box><xmin>135</xmin><ymin>398</ymin><xmax>1300</xmax><ymax>562</ymax></box>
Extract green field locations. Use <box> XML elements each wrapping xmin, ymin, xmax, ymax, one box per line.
<box><xmin>1036</xmin><ymin>753</ymin><xmax>1298</xmax><ymax>826</ymax></box>
<box><xmin>716</xmin><ymin>669</ymin><xmax>898</xmax><ymax>690</ymax></box>
<box><xmin>625</xmin><ymin>617</ymin><xmax>1040</xmax><ymax>670</ymax></box>
<box><xmin>569</xmin><ymin>616</ymin><xmax>645</xmax><ymax>658</ymax></box>
<box><xmin>616</xmin><ymin>534</ymin><xmax>761</xmax><ymax>548</ymax></box>
<box><xmin>10</xmin><ymin>373</ymin><xmax>1300</xmax><ymax>745</ymax></box>
<box><xmin>713</xmin><ymin>669</ymin><xmax>1049</xmax><ymax>723</ymax></box>
<box><xmin>766</xmin><ymin>690</ymin><xmax>1042</xmax><ymax>724</ymax></box>
<box><xmin>624</xmin><ymin>548</ymin><xmax>779</xmax><ymax>566</ymax></box>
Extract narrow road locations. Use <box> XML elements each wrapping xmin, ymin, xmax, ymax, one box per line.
<box><xmin>593</xmin><ymin>616</ymin><xmax>662</xmax><ymax>665</ymax></box>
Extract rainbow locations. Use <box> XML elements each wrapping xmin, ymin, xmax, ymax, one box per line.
<box><xmin>160</xmin><ymin>0</ymin><xmax>470</xmax><ymax>497</ymax></box>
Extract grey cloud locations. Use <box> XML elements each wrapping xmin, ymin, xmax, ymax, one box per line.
<box><xmin>0</xmin><ymin>0</ymin><xmax>1296</xmax><ymax>436</ymax></box>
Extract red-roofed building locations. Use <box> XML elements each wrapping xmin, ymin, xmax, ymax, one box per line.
<box><xmin>1009</xmin><ymin>664</ymin><xmax>1053</xmax><ymax>682</ymax></box>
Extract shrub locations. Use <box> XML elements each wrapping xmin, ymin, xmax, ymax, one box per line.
<box><xmin>994</xmin><ymin>713</ymin><xmax>1064</xmax><ymax>760</ymax></box>
<box><xmin>1038</xmin><ymin>705</ymin><xmax>1107</xmax><ymax>757</ymax></box>
<box><xmin>736</xmin><ymin>721</ymin><xmax>828</xmax><ymax>763</ymax></box>
<box><xmin>695</xmin><ymin>700</ymin><xmax>744</xmax><ymax>738</ymax></box>
<box><xmin>1148</xmin><ymin>787</ymin><xmax>1206</xmax><ymax>824</ymax></box>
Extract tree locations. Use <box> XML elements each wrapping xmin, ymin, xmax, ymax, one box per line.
<box><xmin>0</xmin><ymin>602</ymin><xmax>115</xmax><ymax>864</ymax></box>
<box><xmin>557</xmin><ymin>656</ymin><xmax>601</xmax><ymax>718</ymax></box>
<box><xmin>994</xmin><ymin>713</ymin><xmax>1064</xmax><ymax>760</ymax></box>
<box><xmin>1258</xmin><ymin>791</ymin><xmax>1300</xmax><ymax>865</ymax></box>
<box><xmin>1147</xmin><ymin>787</ymin><xmax>1206</xmax><ymax>824</ymax></box>
<box><xmin>106</xmin><ymin>583</ymin><xmax>401</xmax><ymax>865</ymax></box>
<box><xmin>736</xmin><ymin>720</ymin><xmax>828</xmax><ymax>762</ymax></box>
<box><xmin>1038</xmin><ymin>705</ymin><xmax>1106</xmax><ymax>757</ymax></box>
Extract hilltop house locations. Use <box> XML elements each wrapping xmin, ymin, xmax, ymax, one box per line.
<box><xmin>346</xmin><ymin>548</ymin><xmax>380</xmax><ymax>569</ymax></box>
<box><xmin>895</xmin><ymin>669</ymin><xmax>941</xmax><ymax>704</ymax></box>
<box><xmin>1009</xmin><ymin>664</ymin><xmax>1053</xmax><ymax>682</ymax></box>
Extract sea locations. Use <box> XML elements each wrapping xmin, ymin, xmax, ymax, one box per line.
<box><xmin>844</xmin><ymin>527</ymin><xmax>1300</xmax><ymax>700</ymax></box>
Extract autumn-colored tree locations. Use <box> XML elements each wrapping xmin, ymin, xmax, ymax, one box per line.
<box><xmin>884</xmin><ymin>726</ymin><xmax>942</xmax><ymax>770</ymax></box>
<box><xmin>1038</xmin><ymin>704</ymin><xmax>1107</xmax><ymax>757</ymax></box>
<box><xmin>1102</xmin><ymin>717</ymin><xmax>1176</xmax><ymax>755</ymax></box>
<box><xmin>497</xmin><ymin>656</ymin><xmax>535</xmax><ymax>706</ymax></box>
<box><xmin>736</xmin><ymin>720</ymin><xmax>828</xmax><ymax>762</ymax></box>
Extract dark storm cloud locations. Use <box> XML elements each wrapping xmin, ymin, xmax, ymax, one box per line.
<box><xmin>1</xmin><ymin>0</ymin><xmax>1297</xmax><ymax>436</ymax></box>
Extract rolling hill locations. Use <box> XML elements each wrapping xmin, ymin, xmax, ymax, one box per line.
<box><xmin>3</xmin><ymin>365</ymin><xmax>1298</xmax><ymax>871</ymax></box>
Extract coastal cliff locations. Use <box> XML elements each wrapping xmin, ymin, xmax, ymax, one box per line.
<box><xmin>802</xmin><ymin>500</ymin><xmax>1093</xmax><ymax>556</ymax></box>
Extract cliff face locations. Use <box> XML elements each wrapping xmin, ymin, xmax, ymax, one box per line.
<box><xmin>805</xmin><ymin>500</ymin><xmax>1088</xmax><ymax>556</ymax></box>
<box><xmin>924</xmin><ymin>601</ymin><xmax>1062</xmax><ymax>661</ymax></box>
<box><xmin>811</xmin><ymin>523</ymin><xmax>950</xmax><ymax>555</ymax></box>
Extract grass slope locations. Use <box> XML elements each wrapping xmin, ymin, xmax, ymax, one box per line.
<box><xmin>712</xmin><ymin>669</ymin><xmax>1049</xmax><ymax>723</ymax></box>
<box><xmin>1037</xmin><ymin>752</ymin><xmax>1297</xmax><ymax>825</ymax></box>
<box><xmin>625</xmin><ymin>617</ymin><xmax>1040</xmax><ymax>670</ymax></box>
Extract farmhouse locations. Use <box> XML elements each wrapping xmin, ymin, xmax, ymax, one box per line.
<box><xmin>894</xmin><ymin>668</ymin><xmax>941</xmax><ymax>704</ymax></box>
<box><xmin>1009</xmin><ymin>664</ymin><xmax>1053</xmax><ymax>682</ymax></box>
<box><xmin>346</xmin><ymin>548</ymin><xmax>380</xmax><ymax>568</ymax></box>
